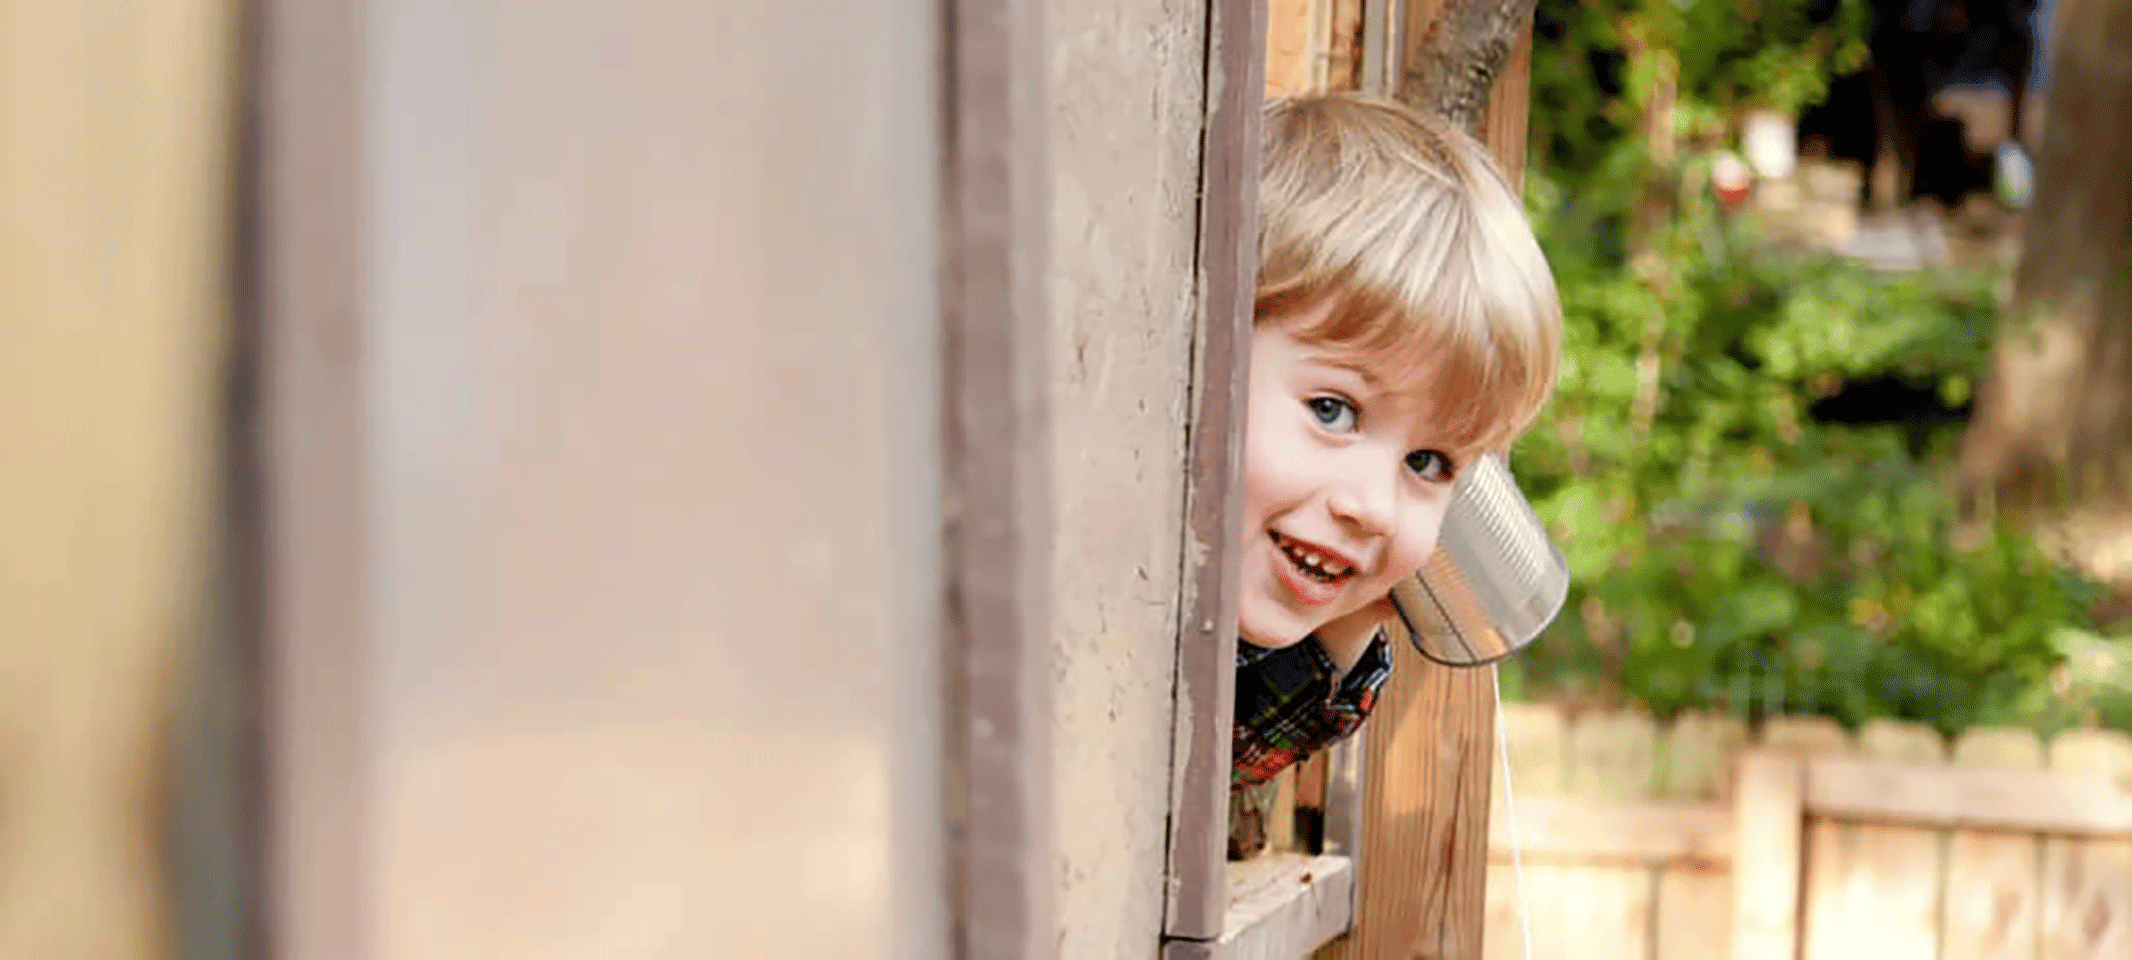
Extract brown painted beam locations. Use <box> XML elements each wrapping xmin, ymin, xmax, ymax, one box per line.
<box><xmin>1165</xmin><ymin>0</ymin><xmax>1268</xmax><ymax>942</ymax></box>
<box><xmin>941</xmin><ymin>0</ymin><xmax>1056</xmax><ymax>953</ymax></box>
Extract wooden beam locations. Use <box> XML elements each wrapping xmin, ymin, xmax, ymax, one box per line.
<box><xmin>1485</xmin><ymin>798</ymin><xmax>1733</xmax><ymax>867</ymax></box>
<box><xmin>941</xmin><ymin>0</ymin><xmax>1054</xmax><ymax>950</ymax></box>
<box><xmin>1165</xmin><ymin>0</ymin><xmax>1267</xmax><ymax>941</ymax></box>
<box><xmin>1804</xmin><ymin>754</ymin><xmax>2132</xmax><ymax>837</ymax></box>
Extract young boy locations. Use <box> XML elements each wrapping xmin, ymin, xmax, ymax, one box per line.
<box><xmin>1231</xmin><ymin>94</ymin><xmax>1562</xmax><ymax>790</ymax></box>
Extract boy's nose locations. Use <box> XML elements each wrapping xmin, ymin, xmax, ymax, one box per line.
<box><xmin>1325</xmin><ymin>463</ymin><xmax>1398</xmax><ymax>541</ymax></box>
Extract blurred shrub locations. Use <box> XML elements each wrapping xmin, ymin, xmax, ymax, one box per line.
<box><xmin>1504</xmin><ymin>0</ymin><xmax>2111</xmax><ymax>737</ymax></box>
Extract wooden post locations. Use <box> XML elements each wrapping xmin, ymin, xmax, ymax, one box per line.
<box><xmin>1337</xmin><ymin>22</ymin><xmax>1532</xmax><ymax>960</ymax></box>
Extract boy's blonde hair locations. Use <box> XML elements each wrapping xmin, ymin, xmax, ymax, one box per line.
<box><xmin>1257</xmin><ymin>94</ymin><xmax>1561</xmax><ymax>455</ymax></box>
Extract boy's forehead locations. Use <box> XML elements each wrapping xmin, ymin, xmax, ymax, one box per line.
<box><xmin>1293</xmin><ymin>339</ymin><xmax>1436</xmax><ymax>398</ymax></box>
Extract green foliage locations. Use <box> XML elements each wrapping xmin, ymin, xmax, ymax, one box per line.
<box><xmin>1503</xmin><ymin>0</ymin><xmax>2111</xmax><ymax>737</ymax></box>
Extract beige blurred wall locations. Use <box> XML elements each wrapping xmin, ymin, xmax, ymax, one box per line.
<box><xmin>258</xmin><ymin>2</ymin><xmax>949</xmax><ymax>959</ymax></box>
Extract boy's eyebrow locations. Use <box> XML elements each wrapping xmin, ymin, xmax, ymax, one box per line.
<box><xmin>1300</xmin><ymin>353</ymin><xmax>1385</xmax><ymax>392</ymax></box>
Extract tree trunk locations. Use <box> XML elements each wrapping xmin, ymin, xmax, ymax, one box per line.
<box><xmin>1397</xmin><ymin>0</ymin><xmax>1540</xmax><ymax>133</ymax></box>
<box><xmin>1957</xmin><ymin>0</ymin><xmax>2132</xmax><ymax>518</ymax></box>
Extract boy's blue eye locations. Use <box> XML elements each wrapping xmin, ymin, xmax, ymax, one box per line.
<box><xmin>1406</xmin><ymin>449</ymin><xmax>1456</xmax><ymax>483</ymax></box>
<box><xmin>1307</xmin><ymin>396</ymin><xmax>1358</xmax><ymax>432</ymax></box>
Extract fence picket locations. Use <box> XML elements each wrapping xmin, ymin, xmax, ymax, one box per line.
<box><xmin>2043</xmin><ymin>731</ymin><xmax>2132</xmax><ymax>960</ymax></box>
<box><xmin>1802</xmin><ymin>719</ymin><xmax>1942</xmax><ymax>960</ymax></box>
<box><xmin>1945</xmin><ymin>726</ymin><xmax>2047</xmax><ymax>960</ymax></box>
<box><xmin>1485</xmin><ymin>703</ymin><xmax>1569</xmax><ymax>960</ymax></box>
<box><xmin>1655</xmin><ymin>711</ymin><xmax>1747</xmax><ymax>960</ymax></box>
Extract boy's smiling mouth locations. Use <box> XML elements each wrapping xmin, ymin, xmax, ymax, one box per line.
<box><xmin>1268</xmin><ymin>531</ymin><xmax>1356</xmax><ymax>607</ymax></box>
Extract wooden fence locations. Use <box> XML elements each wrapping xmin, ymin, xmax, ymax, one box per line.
<box><xmin>1481</xmin><ymin>703</ymin><xmax>2132</xmax><ymax>960</ymax></box>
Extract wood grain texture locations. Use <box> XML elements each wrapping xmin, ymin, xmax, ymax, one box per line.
<box><xmin>1218</xmin><ymin>854</ymin><xmax>1358</xmax><ymax>960</ymax></box>
<box><xmin>1655</xmin><ymin>713</ymin><xmax>1747</xmax><ymax>960</ymax></box>
<box><xmin>1802</xmin><ymin>720</ymin><xmax>1943</xmax><ymax>960</ymax></box>
<box><xmin>1352</xmin><ymin>633</ymin><xmax>1498</xmax><ymax>960</ymax></box>
<box><xmin>1325</xmin><ymin>0</ymin><xmax>1366</xmax><ymax>91</ymax></box>
<box><xmin>1265</xmin><ymin>0</ymin><xmax>1321</xmax><ymax>95</ymax></box>
<box><xmin>2042</xmin><ymin>731</ymin><xmax>2132</xmax><ymax>960</ymax></box>
<box><xmin>1943</xmin><ymin>727</ymin><xmax>2047</xmax><ymax>960</ymax></box>
<box><xmin>1167</xmin><ymin>0</ymin><xmax>1268</xmax><ymax>940</ymax></box>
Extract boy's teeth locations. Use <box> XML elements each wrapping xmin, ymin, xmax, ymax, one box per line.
<box><xmin>1275</xmin><ymin>533</ymin><xmax>1350</xmax><ymax>577</ymax></box>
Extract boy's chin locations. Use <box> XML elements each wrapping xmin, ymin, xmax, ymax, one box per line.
<box><xmin>1236</xmin><ymin>604</ymin><xmax>1316</xmax><ymax>650</ymax></box>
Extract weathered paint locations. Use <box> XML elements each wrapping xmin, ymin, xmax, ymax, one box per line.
<box><xmin>1045</xmin><ymin>0</ymin><xmax>1209</xmax><ymax>954</ymax></box>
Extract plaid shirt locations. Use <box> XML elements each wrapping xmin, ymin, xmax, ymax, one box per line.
<box><xmin>1230</xmin><ymin>630</ymin><xmax>1393</xmax><ymax>790</ymax></box>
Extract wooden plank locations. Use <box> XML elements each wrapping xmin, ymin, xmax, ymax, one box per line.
<box><xmin>1568</xmin><ymin>708</ymin><xmax>1661</xmax><ymax>801</ymax></box>
<box><xmin>1657</xmin><ymin>861</ymin><xmax>1732</xmax><ymax>960</ymax></box>
<box><xmin>2042</xmin><ymin>731</ymin><xmax>2132</xmax><ymax>960</ymax></box>
<box><xmin>1803</xmin><ymin>756</ymin><xmax>2132</xmax><ymax>836</ymax></box>
<box><xmin>1943</xmin><ymin>727</ymin><xmax>2046</xmax><ymax>960</ymax></box>
<box><xmin>1214</xmin><ymin>854</ymin><xmax>1357</xmax><ymax>960</ymax></box>
<box><xmin>1165</xmin><ymin>0</ymin><xmax>1267</xmax><ymax>938</ymax></box>
<box><xmin>1562</xmin><ymin>866</ymin><xmax>1655</xmax><ymax>960</ymax></box>
<box><xmin>1731</xmin><ymin>752</ymin><xmax>1806</xmax><ymax>960</ymax></box>
<box><xmin>1487</xmin><ymin>798</ymin><xmax>1732</xmax><ymax>866</ymax></box>
<box><xmin>1265</xmin><ymin>0</ymin><xmax>1319</xmax><ymax>95</ymax></box>
<box><xmin>1655</xmin><ymin>712</ymin><xmax>1748</xmax><ymax>960</ymax></box>
<box><xmin>1561</xmin><ymin>709</ymin><xmax>1657</xmax><ymax>960</ymax></box>
<box><xmin>1478</xmin><ymin>28</ymin><xmax>1530</xmax><ymax>184</ymax></box>
<box><xmin>1481</xmin><ymin>702</ymin><xmax>1561</xmax><ymax>960</ymax></box>
<box><xmin>1753</xmin><ymin>715</ymin><xmax>1850</xmax><ymax>960</ymax></box>
<box><xmin>1492</xmin><ymin>701</ymin><xmax>1568</xmax><ymax>811</ymax></box>
<box><xmin>1483</xmin><ymin>864</ymin><xmax>1566</xmax><ymax>960</ymax></box>
<box><xmin>1661</xmin><ymin>711</ymin><xmax>1750</xmax><ymax>802</ymax></box>
<box><xmin>269</xmin><ymin>0</ymin><xmax>956</xmax><ymax>956</ymax></box>
<box><xmin>1356</xmin><ymin>0</ymin><xmax>1399</xmax><ymax>96</ymax></box>
<box><xmin>1801</xmin><ymin>720</ymin><xmax>1943</xmax><ymax>960</ymax></box>
<box><xmin>1758</xmin><ymin>715</ymin><xmax>1851</xmax><ymax>756</ymax></box>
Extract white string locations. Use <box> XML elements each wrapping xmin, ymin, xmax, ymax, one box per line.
<box><xmin>1492</xmin><ymin>664</ymin><xmax>1535</xmax><ymax>960</ymax></box>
